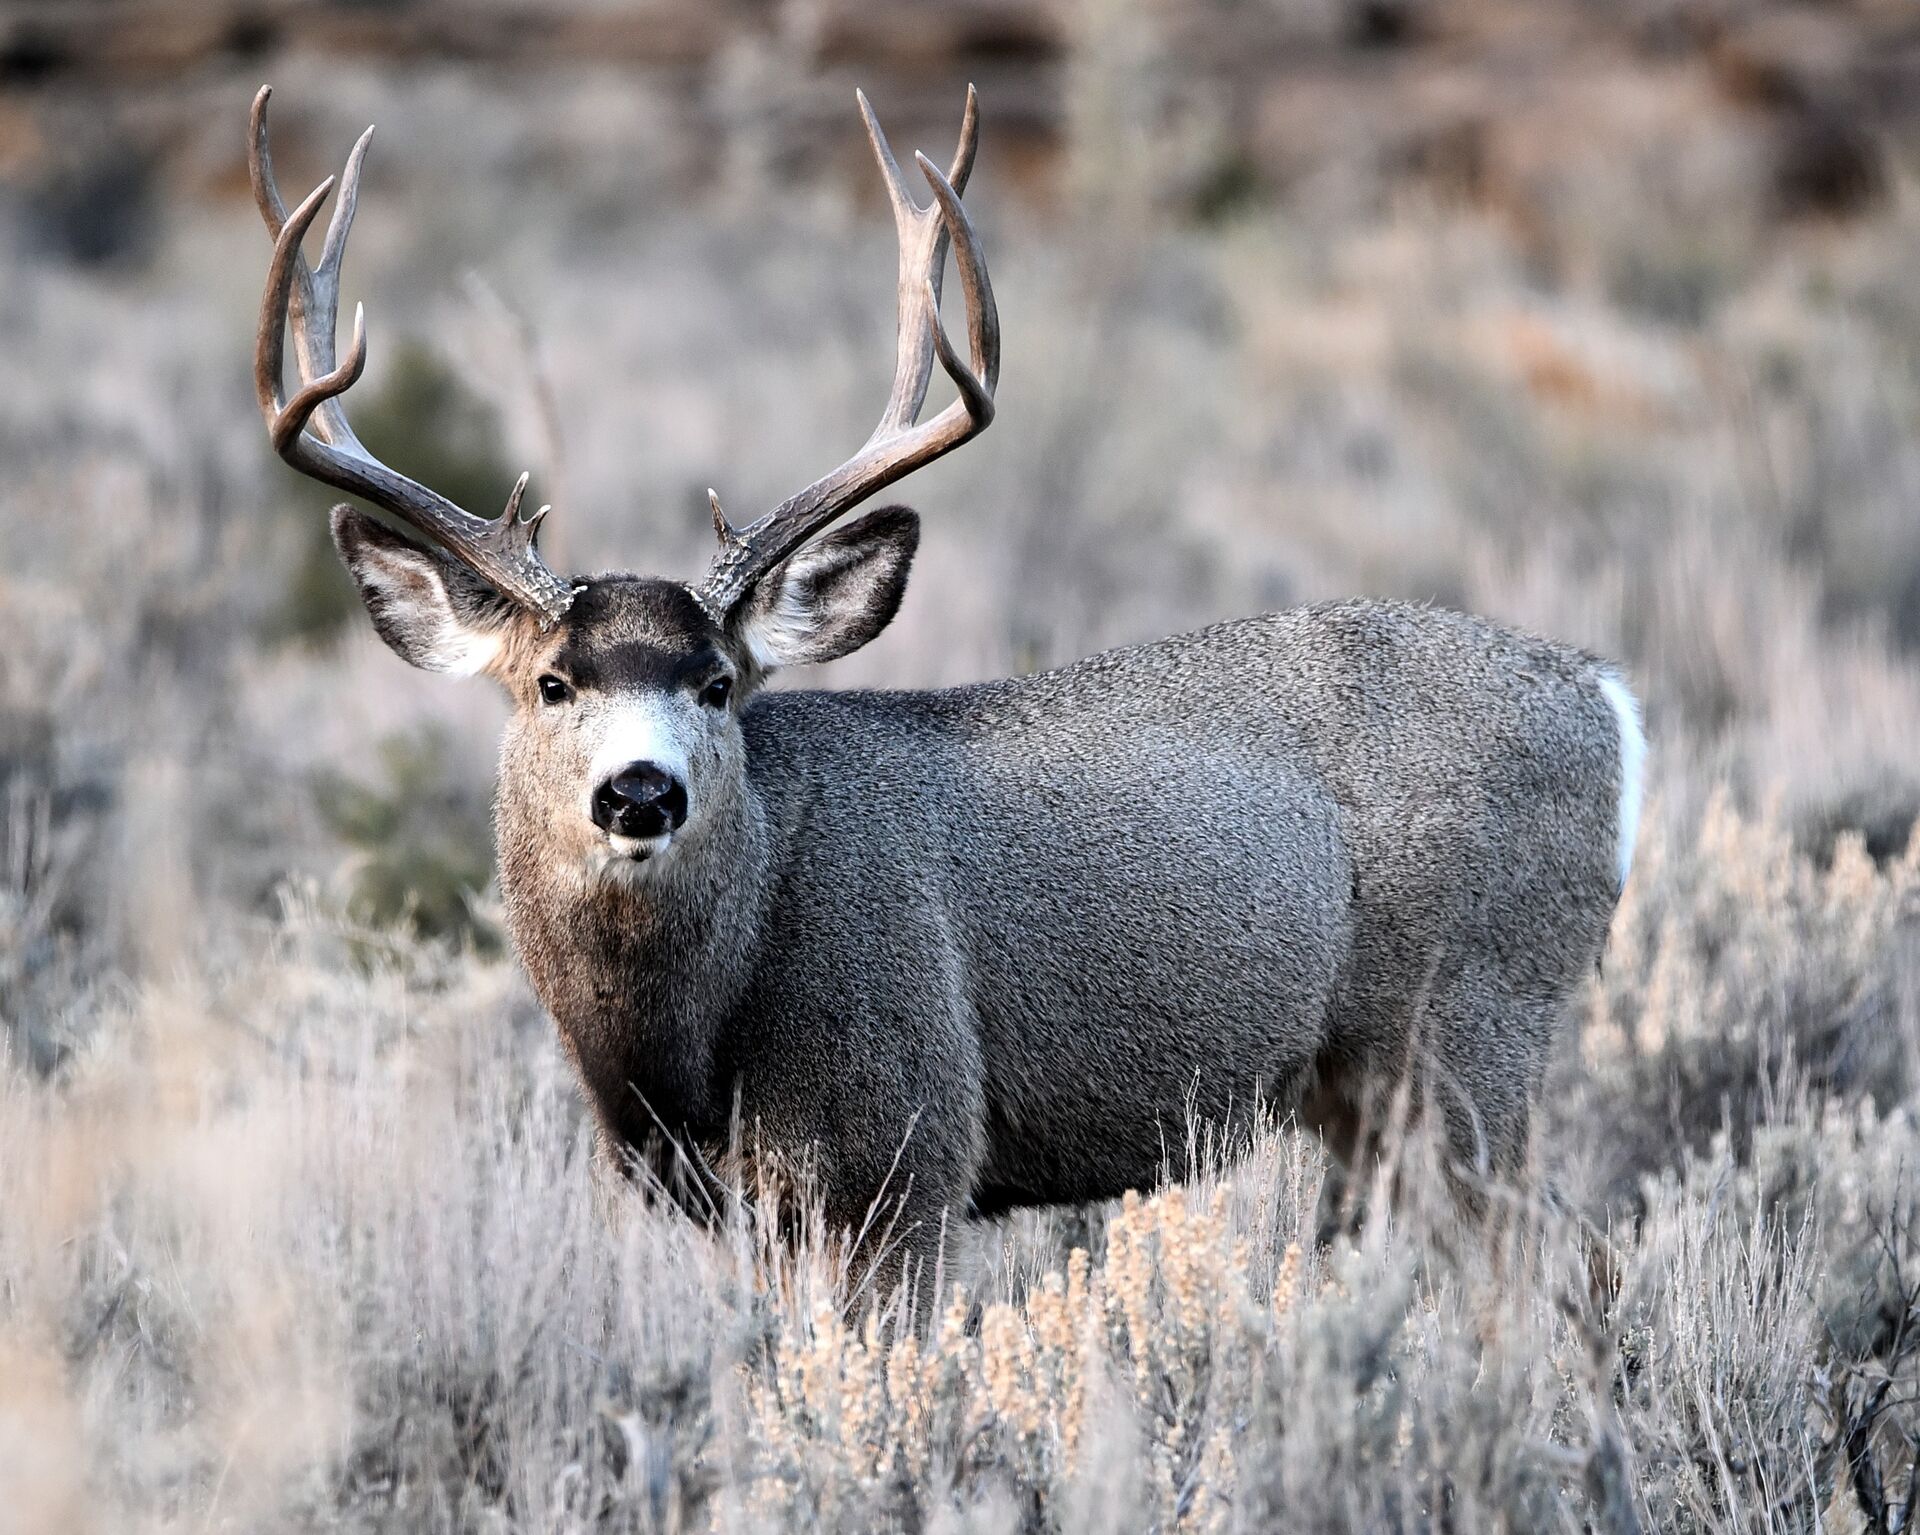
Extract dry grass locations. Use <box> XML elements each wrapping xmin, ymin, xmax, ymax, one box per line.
<box><xmin>6</xmin><ymin>806</ymin><xmax>1915</xmax><ymax>1531</ymax></box>
<box><xmin>4</xmin><ymin>18</ymin><xmax>1920</xmax><ymax>1532</ymax></box>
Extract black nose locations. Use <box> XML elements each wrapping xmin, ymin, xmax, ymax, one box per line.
<box><xmin>591</xmin><ymin>762</ymin><xmax>688</xmax><ymax>839</ymax></box>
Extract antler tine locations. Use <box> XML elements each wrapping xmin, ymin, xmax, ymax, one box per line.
<box><xmin>248</xmin><ymin>86</ymin><xmax>293</xmax><ymax>236</ymax></box>
<box><xmin>249</xmin><ymin>86</ymin><xmax>575</xmax><ymax>625</ymax></box>
<box><xmin>916</xmin><ymin>146</ymin><xmax>1000</xmax><ymax>398</ymax></box>
<box><xmin>856</xmin><ymin>88</ymin><xmax>917</xmax><ymax>228</ymax></box>
<box><xmin>859</xmin><ymin>94</ymin><xmax>943</xmax><ymax>441</ymax></box>
<box><xmin>947</xmin><ymin>83</ymin><xmax>980</xmax><ymax>196</ymax></box>
<box><xmin>273</xmin><ymin>303</ymin><xmax>367</xmax><ymax>454</ymax></box>
<box><xmin>254</xmin><ymin>174</ymin><xmax>328</xmax><ymax>424</ymax></box>
<box><xmin>697</xmin><ymin>88</ymin><xmax>999</xmax><ymax>620</ymax></box>
<box><xmin>257</xmin><ymin>178</ymin><xmax>371</xmax><ymax>451</ymax></box>
<box><xmin>302</xmin><ymin>123</ymin><xmax>374</xmax><ymax>449</ymax></box>
<box><xmin>856</xmin><ymin>83</ymin><xmax>978</xmax><ymax>216</ymax></box>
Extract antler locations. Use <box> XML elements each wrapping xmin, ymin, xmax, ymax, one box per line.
<box><xmin>696</xmin><ymin>87</ymin><xmax>1000</xmax><ymax>619</ymax></box>
<box><xmin>249</xmin><ymin>85</ymin><xmax>575</xmax><ymax>625</ymax></box>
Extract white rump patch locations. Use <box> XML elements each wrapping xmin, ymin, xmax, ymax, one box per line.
<box><xmin>1596</xmin><ymin>669</ymin><xmax>1646</xmax><ymax>891</ymax></box>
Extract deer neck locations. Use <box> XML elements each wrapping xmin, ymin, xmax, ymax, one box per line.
<box><xmin>496</xmin><ymin>775</ymin><xmax>772</xmax><ymax>1138</ymax></box>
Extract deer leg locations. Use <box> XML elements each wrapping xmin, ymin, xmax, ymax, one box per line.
<box><xmin>1415</xmin><ymin>955</ymin><xmax>1582</xmax><ymax>1292</ymax></box>
<box><xmin>833</xmin><ymin>1190</ymin><xmax>962</xmax><ymax>1330</ymax></box>
<box><xmin>1300</xmin><ymin>1062</ymin><xmax>1387</xmax><ymax>1247</ymax></box>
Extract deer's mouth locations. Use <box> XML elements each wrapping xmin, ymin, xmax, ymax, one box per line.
<box><xmin>587</xmin><ymin>831</ymin><xmax>677</xmax><ymax>887</ymax></box>
<box><xmin>606</xmin><ymin>830</ymin><xmax>673</xmax><ymax>863</ymax></box>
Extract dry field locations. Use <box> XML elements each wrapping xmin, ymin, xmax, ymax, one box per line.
<box><xmin>4</xmin><ymin>6</ymin><xmax>1920</xmax><ymax>1530</ymax></box>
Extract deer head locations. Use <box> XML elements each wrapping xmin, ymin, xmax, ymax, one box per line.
<box><xmin>250</xmin><ymin>85</ymin><xmax>997</xmax><ymax>873</ymax></box>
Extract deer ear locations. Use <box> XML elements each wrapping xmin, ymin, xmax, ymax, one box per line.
<box><xmin>733</xmin><ymin>505</ymin><xmax>919</xmax><ymax>671</ymax></box>
<box><xmin>330</xmin><ymin>505</ymin><xmax>520</xmax><ymax>676</ymax></box>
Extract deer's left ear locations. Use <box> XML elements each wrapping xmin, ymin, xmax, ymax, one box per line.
<box><xmin>733</xmin><ymin>505</ymin><xmax>919</xmax><ymax>671</ymax></box>
<box><xmin>331</xmin><ymin>504</ymin><xmax>524</xmax><ymax>677</ymax></box>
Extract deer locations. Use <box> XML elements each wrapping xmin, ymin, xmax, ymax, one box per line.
<box><xmin>248</xmin><ymin>83</ymin><xmax>1646</xmax><ymax>1307</ymax></box>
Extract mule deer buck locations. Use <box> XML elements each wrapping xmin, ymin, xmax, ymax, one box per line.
<box><xmin>250</xmin><ymin>84</ymin><xmax>1645</xmax><ymax>1301</ymax></box>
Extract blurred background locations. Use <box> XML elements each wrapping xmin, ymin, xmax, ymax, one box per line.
<box><xmin>6</xmin><ymin>3</ymin><xmax>1920</xmax><ymax>1526</ymax></box>
<box><xmin>5</xmin><ymin>0</ymin><xmax>1920</xmax><ymax>1039</ymax></box>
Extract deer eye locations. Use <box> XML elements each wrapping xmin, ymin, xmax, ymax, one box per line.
<box><xmin>699</xmin><ymin>675</ymin><xmax>733</xmax><ymax>710</ymax></box>
<box><xmin>537</xmin><ymin>674</ymin><xmax>572</xmax><ymax>706</ymax></box>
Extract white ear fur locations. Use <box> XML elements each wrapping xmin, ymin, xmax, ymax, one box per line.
<box><xmin>732</xmin><ymin>506</ymin><xmax>918</xmax><ymax>673</ymax></box>
<box><xmin>331</xmin><ymin>505</ymin><xmax>511</xmax><ymax>677</ymax></box>
<box><xmin>353</xmin><ymin>555</ymin><xmax>502</xmax><ymax>676</ymax></box>
<box><xmin>739</xmin><ymin>543</ymin><xmax>835</xmax><ymax>672</ymax></box>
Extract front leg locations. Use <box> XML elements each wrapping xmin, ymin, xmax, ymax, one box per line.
<box><xmin>833</xmin><ymin>1187</ymin><xmax>970</xmax><ymax>1326</ymax></box>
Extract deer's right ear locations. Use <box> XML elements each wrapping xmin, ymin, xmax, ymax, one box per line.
<box><xmin>330</xmin><ymin>505</ymin><xmax>520</xmax><ymax>677</ymax></box>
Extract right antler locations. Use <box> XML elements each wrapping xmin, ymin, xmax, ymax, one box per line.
<box><xmin>250</xmin><ymin>86</ymin><xmax>575</xmax><ymax>625</ymax></box>
<box><xmin>695</xmin><ymin>87</ymin><xmax>1000</xmax><ymax>619</ymax></box>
